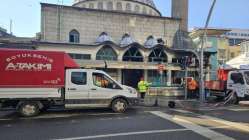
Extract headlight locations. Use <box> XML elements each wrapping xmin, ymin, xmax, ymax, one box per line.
<box><xmin>127</xmin><ymin>87</ymin><xmax>137</xmax><ymax>94</ymax></box>
<box><xmin>127</xmin><ymin>88</ymin><xmax>132</xmax><ymax>93</ymax></box>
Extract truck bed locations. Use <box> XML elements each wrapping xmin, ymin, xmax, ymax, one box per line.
<box><xmin>0</xmin><ymin>88</ymin><xmax>61</xmax><ymax>99</ymax></box>
<box><xmin>0</xmin><ymin>49</ymin><xmax>79</xmax><ymax>88</ymax></box>
<box><xmin>205</xmin><ymin>81</ymin><xmax>226</xmax><ymax>91</ymax></box>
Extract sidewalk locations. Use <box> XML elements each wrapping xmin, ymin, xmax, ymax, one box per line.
<box><xmin>239</xmin><ymin>101</ymin><xmax>249</xmax><ymax>106</ymax></box>
<box><xmin>141</xmin><ymin>95</ymin><xmax>248</xmax><ymax>111</ymax></box>
<box><xmin>141</xmin><ymin>95</ymin><xmax>198</xmax><ymax>108</ymax></box>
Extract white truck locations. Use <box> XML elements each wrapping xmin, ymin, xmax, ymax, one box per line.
<box><xmin>205</xmin><ymin>69</ymin><xmax>249</xmax><ymax>103</ymax></box>
<box><xmin>0</xmin><ymin>49</ymin><xmax>138</xmax><ymax>117</ymax></box>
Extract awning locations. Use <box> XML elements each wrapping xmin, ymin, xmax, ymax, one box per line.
<box><xmin>76</xmin><ymin>60</ymin><xmax>181</xmax><ymax>70</ymax></box>
<box><xmin>75</xmin><ymin>60</ymin><xmax>183</xmax><ymax>70</ymax></box>
<box><xmin>226</xmin><ymin>54</ymin><xmax>248</xmax><ymax>69</ymax></box>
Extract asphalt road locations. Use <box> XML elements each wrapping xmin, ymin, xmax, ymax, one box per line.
<box><xmin>0</xmin><ymin>105</ymin><xmax>248</xmax><ymax>140</ymax></box>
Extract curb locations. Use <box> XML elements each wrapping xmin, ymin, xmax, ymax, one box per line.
<box><xmin>239</xmin><ymin>101</ymin><xmax>249</xmax><ymax>106</ymax></box>
<box><xmin>141</xmin><ymin>96</ymin><xmax>200</xmax><ymax>108</ymax></box>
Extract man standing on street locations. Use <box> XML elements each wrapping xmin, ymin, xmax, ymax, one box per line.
<box><xmin>138</xmin><ymin>77</ymin><xmax>150</xmax><ymax>100</ymax></box>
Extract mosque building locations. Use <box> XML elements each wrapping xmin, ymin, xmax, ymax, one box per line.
<box><xmin>35</xmin><ymin>0</ymin><xmax>196</xmax><ymax>88</ymax></box>
<box><xmin>3</xmin><ymin>0</ymin><xmax>196</xmax><ymax>89</ymax></box>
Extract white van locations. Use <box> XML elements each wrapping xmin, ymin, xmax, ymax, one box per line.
<box><xmin>0</xmin><ymin>69</ymin><xmax>139</xmax><ymax>117</ymax></box>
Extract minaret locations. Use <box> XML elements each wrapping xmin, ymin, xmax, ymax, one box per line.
<box><xmin>172</xmin><ymin>0</ymin><xmax>189</xmax><ymax>32</ymax></box>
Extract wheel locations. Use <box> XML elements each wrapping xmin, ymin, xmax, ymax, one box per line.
<box><xmin>111</xmin><ymin>98</ymin><xmax>128</xmax><ymax>113</ymax></box>
<box><xmin>168</xmin><ymin>101</ymin><xmax>175</xmax><ymax>108</ymax></box>
<box><xmin>233</xmin><ymin>93</ymin><xmax>240</xmax><ymax>105</ymax></box>
<box><xmin>18</xmin><ymin>102</ymin><xmax>40</xmax><ymax>117</ymax></box>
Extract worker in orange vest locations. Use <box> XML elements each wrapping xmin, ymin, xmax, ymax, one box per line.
<box><xmin>187</xmin><ymin>78</ymin><xmax>198</xmax><ymax>98</ymax></box>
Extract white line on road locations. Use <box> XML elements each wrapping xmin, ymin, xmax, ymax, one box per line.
<box><xmin>174</xmin><ymin>109</ymin><xmax>249</xmax><ymax>133</ymax></box>
<box><xmin>0</xmin><ymin>118</ymin><xmax>12</xmax><ymax>121</ymax></box>
<box><xmin>52</xmin><ymin>125</ymin><xmax>231</xmax><ymax>140</ymax></box>
<box><xmin>170</xmin><ymin>109</ymin><xmax>191</xmax><ymax>114</ymax></box>
<box><xmin>0</xmin><ymin>112</ymin><xmax>121</xmax><ymax>121</ymax></box>
<box><xmin>53</xmin><ymin>129</ymin><xmax>189</xmax><ymax>140</ymax></box>
<box><xmin>201</xmin><ymin>114</ymin><xmax>249</xmax><ymax>133</ymax></box>
<box><xmin>150</xmin><ymin>111</ymin><xmax>235</xmax><ymax>140</ymax></box>
<box><xmin>228</xmin><ymin>108</ymin><xmax>249</xmax><ymax>112</ymax></box>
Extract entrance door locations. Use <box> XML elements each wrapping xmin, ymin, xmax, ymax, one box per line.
<box><xmin>122</xmin><ymin>69</ymin><xmax>144</xmax><ymax>88</ymax></box>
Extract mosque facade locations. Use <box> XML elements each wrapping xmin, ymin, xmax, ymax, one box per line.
<box><xmin>37</xmin><ymin>0</ymin><xmax>194</xmax><ymax>88</ymax></box>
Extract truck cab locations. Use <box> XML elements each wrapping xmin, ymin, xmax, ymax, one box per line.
<box><xmin>65</xmin><ymin>69</ymin><xmax>138</xmax><ymax>111</ymax></box>
<box><xmin>227</xmin><ymin>70</ymin><xmax>249</xmax><ymax>101</ymax></box>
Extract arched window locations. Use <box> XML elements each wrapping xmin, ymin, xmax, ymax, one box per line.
<box><xmin>116</xmin><ymin>2</ymin><xmax>122</xmax><ymax>11</ymax></box>
<box><xmin>69</xmin><ymin>29</ymin><xmax>80</xmax><ymax>43</ymax></box>
<box><xmin>148</xmin><ymin>48</ymin><xmax>167</xmax><ymax>63</ymax></box>
<box><xmin>134</xmin><ymin>5</ymin><xmax>140</xmax><ymax>13</ymax></box>
<box><xmin>126</xmin><ymin>3</ymin><xmax>131</xmax><ymax>12</ymax></box>
<box><xmin>107</xmin><ymin>2</ymin><xmax>113</xmax><ymax>10</ymax></box>
<box><xmin>97</xmin><ymin>2</ymin><xmax>103</xmax><ymax>9</ymax></box>
<box><xmin>96</xmin><ymin>46</ymin><xmax>117</xmax><ymax>61</ymax></box>
<box><xmin>123</xmin><ymin>47</ymin><xmax>143</xmax><ymax>62</ymax></box>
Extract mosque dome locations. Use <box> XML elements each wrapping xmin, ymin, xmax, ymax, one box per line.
<box><xmin>73</xmin><ymin>0</ymin><xmax>161</xmax><ymax>16</ymax></box>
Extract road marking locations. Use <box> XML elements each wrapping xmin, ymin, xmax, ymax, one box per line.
<box><xmin>174</xmin><ymin>109</ymin><xmax>249</xmax><ymax>133</ymax></box>
<box><xmin>201</xmin><ymin>115</ymin><xmax>249</xmax><ymax>133</ymax></box>
<box><xmin>53</xmin><ymin>129</ymin><xmax>189</xmax><ymax>140</ymax></box>
<box><xmin>170</xmin><ymin>109</ymin><xmax>191</xmax><ymax>114</ymax></box>
<box><xmin>150</xmin><ymin>111</ymin><xmax>235</xmax><ymax>140</ymax></box>
<box><xmin>228</xmin><ymin>108</ymin><xmax>249</xmax><ymax>112</ymax></box>
<box><xmin>0</xmin><ymin>118</ymin><xmax>12</xmax><ymax>121</ymax></box>
<box><xmin>0</xmin><ymin>112</ymin><xmax>121</xmax><ymax>121</ymax></box>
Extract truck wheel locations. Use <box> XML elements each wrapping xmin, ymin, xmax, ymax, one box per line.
<box><xmin>168</xmin><ymin>101</ymin><xmax>176</xmax><ymax>108</ymax></box>
<box><xmin>111</xmin><ymin>98</ymin><xmax>128</xmax><ymax>113</ymax></box>
<box><xmin>233</xmin><ymin>93</ymin><xmax>240</xmax><ymax>105</ymax></box>
<box><xmin>18</xmin><ymin>102</ymin><xmax>40</xmax><ymax>117</ymax></box>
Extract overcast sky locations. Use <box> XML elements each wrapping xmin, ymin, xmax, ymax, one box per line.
<box><xmin>0</xmin><ymin>0</ymin><xmax>248</xmax><ymax>37</ymax></box>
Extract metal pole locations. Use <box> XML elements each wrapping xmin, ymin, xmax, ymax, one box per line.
<box><xmin>10</xmin><ymin>19</ymin><xmax>13</xmax><ymax>35</ymax></box>
<box><xmin>200</xmin><ymin>0</ymin><xmax>217</xmax><ymax>102</ymax></box>
<box><xmin>184</xmin><ymin>67</ymin><xmax>188</xmax><ymax>100</ymax></box>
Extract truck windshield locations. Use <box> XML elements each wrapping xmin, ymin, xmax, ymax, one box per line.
<box><xmin>244</xmin><ymin>71</ymin><xmax>249</xmax><ymax>85</ymax></box>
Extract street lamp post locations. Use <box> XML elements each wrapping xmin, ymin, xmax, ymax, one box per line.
<box><xmin>200</xmin><ymin>0</ymin><xmax>217</xmax><ymax>102</ymax></box>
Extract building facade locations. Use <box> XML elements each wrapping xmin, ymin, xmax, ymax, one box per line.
<box><xmin>39</xmin><ymin>0</ymin><xmax>193</xmax><ymax>89</ymax></box>
<box><xmin>241</xmin><ymin>40</ymin><xmax>249</xmax><ymax>54</ymax></box>
<box><xmin>0</xmin><ymin>27</ymin><xmax>13</xmax><ymax>37</ymax></box>
<box><xmin>223</xmin><ymin>29</ymin><xmax>249</xmax><ymax>46</ymax></box>
<box><xmin>37</xmin><ymin>0</ymin><xmax>195</xmax><ymax>88</ymax></box>
<box><xmin>190</xmin><ymin>28</ymin><xmax>231</xmax><ymax>80</ymax></box>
